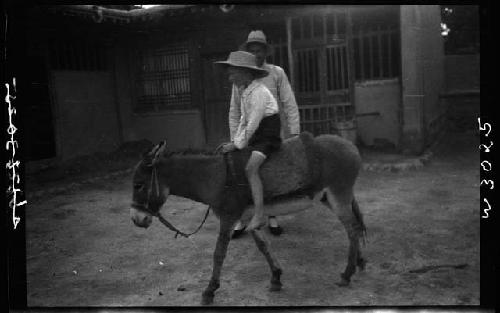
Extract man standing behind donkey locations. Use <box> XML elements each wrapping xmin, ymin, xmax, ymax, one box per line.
<box><xmin>229</xmin><ymin>30</ymin><xmax>301</xmax><ymax>238</ymax></box>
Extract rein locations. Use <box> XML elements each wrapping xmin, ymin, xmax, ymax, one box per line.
<box><xmin>145</xmin><ymin>162</ymin><xmax>211</xmax><ymax>239</ymax></box>
<box><xmin>150</xmin><ymin>204</ymin><xmax>211</xmax><ymax>239</ymax></box>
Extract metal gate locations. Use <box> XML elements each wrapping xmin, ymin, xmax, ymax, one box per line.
<box><xmin>291</xmin><ymin>10</ymin><xmax>355</xmax><ymax>137</ymax></box>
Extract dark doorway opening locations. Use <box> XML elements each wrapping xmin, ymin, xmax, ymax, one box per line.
<box><xmin>24</xmin><ymin>55</ymin><xmax>57</xmax><ymax>161</ymax></box>
<box><xmin>201</xmin><ymin>52</ymin><xmax>232</xmax><ymax>148</ymax></box>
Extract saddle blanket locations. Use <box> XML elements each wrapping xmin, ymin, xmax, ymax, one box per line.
<box><xmin>224</xmin><ymin>132</ymin><xmax>320</xmax><ymax>199</ymax></box>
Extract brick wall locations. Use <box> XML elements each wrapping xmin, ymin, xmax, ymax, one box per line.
<box><xmin>52</xmin><ymin>71</ymin><xmax>120</xmax><ymax>160</ymax></box>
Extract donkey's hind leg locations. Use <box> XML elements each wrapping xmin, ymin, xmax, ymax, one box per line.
<box><xmin>250</xmin><ymin>229</ymin><xmax>283</xmax><ymax>291</ymax></box>
<box><xmin>352</xmin><ymin>197</ymin><xmax>367</xmax><ymax>271</ymax></box>
<box><xmin>324</xmin><ymin>188</ymin><xmax>364</xmax><ymax>286</ymax></box>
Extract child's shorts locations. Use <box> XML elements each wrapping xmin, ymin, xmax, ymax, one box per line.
<box><xmin>248</xmin><ymin>114</ymin><xmax>282</xmax><ymax>158</ymax></box>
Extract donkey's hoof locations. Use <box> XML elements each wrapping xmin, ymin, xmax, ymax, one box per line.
<box><xmin>335</xmin><ymin>274</ymin><xmax>350</xmax><ymax>287</ymax></box>
<box><xmin>357</xmin><ymin>258</ymin><xmax>367</xmax><ymax>271</ymax></box>
<box><xmin>201</xmin><ymin>293</ymin><xmax>214</xmax><ymax>305</ymax></box>
<box><xmin>269</xmin><ymin>281</ymin><xmax>282</xmax><ymax>292</ymax></box>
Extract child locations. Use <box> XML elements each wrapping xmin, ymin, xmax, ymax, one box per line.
<box><xmin>216</xmin><ymin>51</ymin><xmax>281</xmax><ymax>230</ymax></box>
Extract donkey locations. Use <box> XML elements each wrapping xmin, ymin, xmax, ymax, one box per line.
<box><xmin>130</xmin><ymin>132</ymin><xmax>366</xmax><ymax>305</ymax></box>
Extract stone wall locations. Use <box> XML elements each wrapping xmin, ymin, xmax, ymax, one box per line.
<box><xmin>51</xmin><ymin>71</ymin><xmax>120</xmax><ymax>161</ymax></box>
<box><xmin>354</xmin><ymin>79</ymin><xmax>401</xmax><ymax>148</ymax></box>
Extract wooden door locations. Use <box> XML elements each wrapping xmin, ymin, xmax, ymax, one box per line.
<box><xmin>201</xmin><ymin>53</ymin><xmax>232</xmax><ymax>147</ymax></box>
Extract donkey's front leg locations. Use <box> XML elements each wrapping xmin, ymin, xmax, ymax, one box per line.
<box><xmin>201</xmin><ymin>218</ymin><xmax>233</xmax><ymax>305</ymax></box>
<box><xmin>250</xmin><ymin>228</ymin><xmax>283</xmax><ymax>291</ymax></box>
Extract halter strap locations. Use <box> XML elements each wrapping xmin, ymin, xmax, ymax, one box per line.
<box><xmin>145</xmin><ymin>164</ymin><xmax>210</xmax><ymax>239</ymax></box>
<box><xmin>156</xmin><ymin>206</ymin><xmax>211</xmax><ymax>239</ymax></box>
<box><xmin>148</xmin><ymin>166</ymin><xmax>160</xmax><ymax>199</ymax></box>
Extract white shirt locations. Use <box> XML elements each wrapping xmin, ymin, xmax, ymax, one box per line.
<box><xmin>229</xmin><ymin>62</ymin><xmax>300</xmax><ymax>140</ymax></box>
<box><xmin>232</xmin><ymin>81</ymin><xmax>278</xmax><ymax>149</ymax></box>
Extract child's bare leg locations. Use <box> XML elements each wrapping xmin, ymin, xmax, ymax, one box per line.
<box><xmin>233</xmin><ymin>220</ymin><xmax>245</xmax><ymax>231</ymax></box>
<box><xmin>246</xmin><ymin>151</ymin><xmax>267</xmax><ymax>230</ymax></box>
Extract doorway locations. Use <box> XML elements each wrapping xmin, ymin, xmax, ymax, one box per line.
<box><xmin>201</xmin><ymin>52</ymin><xmax>232</xmax><ymax>148</ymax></box>
<box><xmin>24</xmin><ymin>55</ymin><xmax>57</xmax><ymax>161</ymax></box>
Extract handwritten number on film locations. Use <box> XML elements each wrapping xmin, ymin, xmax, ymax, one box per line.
<box><xmin>478</xmin><ymin>118</ymin><xmax>493</xmax><ymax>218</ymax></box>
<box><xmin>479</xmin><ymin>141</ymin><xmax>493</xmax><ymax>152</ymax></box>
<box><xmin>5</xmin><ymin>78</ymin><xmax>26</xmax><ymax>229</ymax></box>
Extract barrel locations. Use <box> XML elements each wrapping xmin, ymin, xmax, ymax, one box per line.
<box><xmin>334</xmin><ymin>119</ymin><xmax>357</xmax><ymax>144</ymax></box>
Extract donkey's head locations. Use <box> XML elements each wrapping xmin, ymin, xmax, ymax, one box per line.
<box><xmin>130</xmin><ymin>141</ymin><xmax>170</xmax><ymax>228</ymax></box>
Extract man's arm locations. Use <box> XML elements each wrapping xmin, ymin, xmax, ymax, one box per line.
<box><xmin>277</xmin><ymin>67</ymin><xmax>300</xmax><ymax>136</ymax></box>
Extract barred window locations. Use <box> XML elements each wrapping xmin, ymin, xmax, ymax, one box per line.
<box><xmin>267</xmin><ymin>42</ymin><xmax>289</xmax><ymax>76</ymax></box>
<box><xmin>134</xmin><ymin>42</ymin><xmax>192</xmax><ymax>113</ymax></box>
<box><xmin>326</xmin><ymin>45</ymin><xmax>349</xmax><ymax>92</ymax></box>
<box><xmin>352</xmin><ymin>26</ymin><xmax>400</xmax><ymax>81</ymax></box>
<box><xmin>295</xmin><ymin>48</ymin><xmax>320</xmax><ymax>93</ymax></box>
<box><xmin>351</xmin><ymin>7</ymin><xmax>401</xmax><ymax>81</ymax></box>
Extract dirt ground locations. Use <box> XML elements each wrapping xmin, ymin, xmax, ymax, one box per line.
<box><xmin>25</xmin><ymin>130</ymin><xmax>480</xmax><ymax>306</ymax></box>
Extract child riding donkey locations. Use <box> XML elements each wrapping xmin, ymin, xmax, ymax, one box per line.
<box><xmin>217</xmin><ymin>50</ymin><xmax>281</xmax><ymax>231</ymax></box>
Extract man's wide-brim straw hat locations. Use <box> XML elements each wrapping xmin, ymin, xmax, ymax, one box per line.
<box><xmin>215</xmin><ymin>51</ymin><xmax>269</xmax><ymax>76</ymax></box>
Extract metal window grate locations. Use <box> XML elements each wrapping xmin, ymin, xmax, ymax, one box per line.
<box><xmin>352</xmin><ymin>26</ymin><xmax>399</xmax><ymax>81</ymax></box>
<box><xmin>295</xmin><ymin>48</ymin><xmax>320</xmax><ymax>93</ymax></box>
<box><xmin>134</xmin><ymin>43</ymin><xmax>191</xmax><ymax>113</ymax></box>
<box><xmin>326</xmin><ymin>44</ymin><xmax>349</xmax><ymax>91</ymax></box>
<box><xmin>268</xmin><ymin>41</ymin><xmax>289</xmax><ymax>76</ymax></box>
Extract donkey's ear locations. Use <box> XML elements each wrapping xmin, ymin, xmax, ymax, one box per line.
<box><xmin>151</xmin><ymin>141</ymin><xmax>168</xmax><ymax>165</ymax></box>
<box><xmin>142</xmin><ymin>143</ymin><xmax>160</xmax><ymax>161</ymax></box>
<box><xmin>158</xmin><ymin>140</ymin><xmax>168</xmax><ymax>155</ymax></box>
<box><xmin>142</xmin><ymin>144</ymin><xmax>154</xmax><ymax>158</ymax></box>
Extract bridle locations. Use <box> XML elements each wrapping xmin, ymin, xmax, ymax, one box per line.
<box><xmin>133</xmin><ymin>142</ymin><xmax>211</xmax><ymax>239</ymax></box>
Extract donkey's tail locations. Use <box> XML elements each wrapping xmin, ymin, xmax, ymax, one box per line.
<box><xmin>352</xmin><ymin>197</ymin><xmax>367</xmax><ymax>245</ymax></box>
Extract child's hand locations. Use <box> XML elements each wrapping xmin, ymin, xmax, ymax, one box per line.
<box><xmin>222</xmin><ymin>143</ymin><xmax>237</xmax><ymax>153</ymax></box>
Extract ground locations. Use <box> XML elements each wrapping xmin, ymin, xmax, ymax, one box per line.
<box><xmin>24</xmin><ymin>129</ymin><xmax>479</xmax><ymax>306</ymax></box>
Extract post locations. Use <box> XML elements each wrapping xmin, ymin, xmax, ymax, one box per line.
<box><xmin>377</xmin><ymin>25</ymin><xmax>384</xmax><ymax>78</ymax></box>
<box><xmin>111</xmin><ymin>42</ymin><xmax>124</xmax><ymax>144</ymax></box>
<box><xmin>286</xmin><ymin>17</ymin><xmax>294</xmax><ymax>88</ymax></box>
<box><xmin>346</xmin><ymin>8</ymin><xmax>356</xmax><ymax>112</ymax></box>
